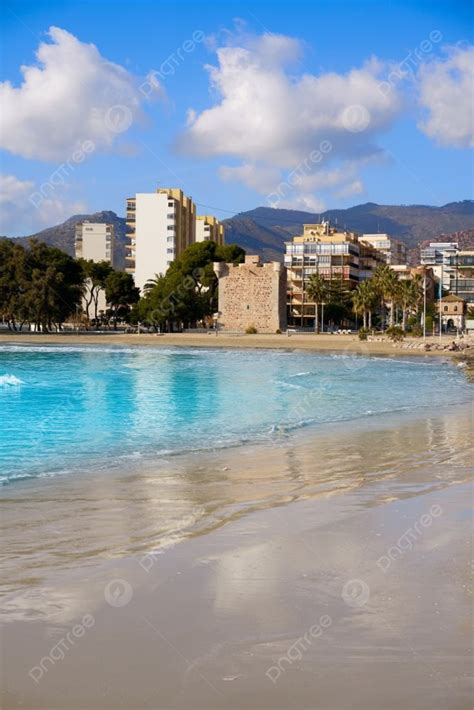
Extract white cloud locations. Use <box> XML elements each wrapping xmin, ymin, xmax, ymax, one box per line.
<box><xmin>0</xmin><ymin>175</ymin><xmax>35</xmax><ymax>205</ymax></box>
<box><xmin>0</xmin><ymin>174</ymin><xmax>86</xmax><ymax>236</ymax></box>
<box><xmin>219</xmin><ymin>162</ymin><xmax>282</xmax><ymax>193</ymax></box>
<box><xmin>336</xmin><ymin>179</ymin><xmax>364</xmax><ymax>198</ymax></box>
<box><xmin>180</xmin><ymin>32</ymin><xmax>402</xmax><ymax>208</ymax></box>
<box><xmin>274</xmin><ymin>194</ymin><xmax>326</xmax><ymax>213</ymax></box>
<box><xmin>0</xmin><ymin>26</ymin><xmax>157</xmax><ymax>162</ymax></box>
<box><xmin>417</xmin><ymin>44</ymin><xmax>474</xmax><ymax>148</ymax></box>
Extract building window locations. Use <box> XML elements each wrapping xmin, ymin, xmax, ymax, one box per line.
<box><xmin>167</xmin><ymin>226</ymin><xmax>174</xmax><ymax>231</ymax></box>
<box><xmin>453</xmin><ymin>306</ymin><xmax>458</xmax><ymax>312</ymax></box>
<box><xmin>444</xmin><ymin>306</ymin><xmax>448</xmax><ymax>312</ymax></box>
<box><xmin>167</xmin><ymin>214</ymin><xmax>175</xmax><ymax>219</ymax></box>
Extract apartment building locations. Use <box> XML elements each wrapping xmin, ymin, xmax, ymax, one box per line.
<box><xmin>420</xmin><ymin>242</ymin><xmax>459</xmax><ymax>291</ymax></box>
<box><xmin>284</xmin><ymin>222</ymin><xmax>383</xmax><ymax>326</ymax></box>
<box><xmin>447</xmin><ymin>250</ymin><xmax>474</xmax><ymax>304</ymax></box>
<box><xmin>74</xmin><ymin>221</ymin><xmax>115</xmax><ymax>265</ymax></box>
<box><xmin>360</xmin><ymin>233</ymin><xmax>407</xmax><ymax>265</ymax></box>
<box><xmin>196</xmin><ymin>215</ymin><xmax>225</xmax><ymax>245</ymax></box>
<box><xmin>126</xmin><ymin>188</ymin><xmax>224</xmax><ymax>292</ymax></box>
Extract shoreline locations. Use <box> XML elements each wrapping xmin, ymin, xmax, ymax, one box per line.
<box><xmin>2</xmin><ymin>470</ymin><xmax>472</xmax><ymax>708</ymax></box>
<box><xmin>1</xmin><ymin>330</ymin><xmax>472</xmax><ymax>359</ymax></box>
<box><xmin>2</xmin><ymin>400</ymin><xmax>472</xmax><ymax>600</ymax></box>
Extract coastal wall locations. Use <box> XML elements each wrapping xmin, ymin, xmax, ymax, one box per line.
<box><xmin>214</xmin><ymin>255</ymin><xmax>287</xmax><ymax>333</ymax></box>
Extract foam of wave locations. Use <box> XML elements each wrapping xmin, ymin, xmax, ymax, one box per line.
<box><xmin>0</xmin><ymin>374</ymin><xmax>24</xmax><ymax>386</ymax></box>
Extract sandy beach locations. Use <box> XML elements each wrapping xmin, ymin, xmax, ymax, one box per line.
<box><xmin>1</xmin><ymin>399</ymin><xmax>473</xmax><ymax>709</ymax></box>
<box><xmin>2</xmin><ymin>330</ymin><xmax>473</xmax><ymax>358</ymax></box>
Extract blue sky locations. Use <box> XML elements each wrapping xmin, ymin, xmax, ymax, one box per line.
<box><xmin>0</xmin><ymin>0</ymin><xmax>472</xmax><ymax>235</ymax></box>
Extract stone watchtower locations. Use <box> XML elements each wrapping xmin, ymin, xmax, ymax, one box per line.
<box><xmin>213</xmin><ymin>255</ymin><xmax>287</xmax><ymax>333</ymax></box>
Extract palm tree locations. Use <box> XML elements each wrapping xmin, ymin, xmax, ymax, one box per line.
<box><xmin>144</xmin><ymin>273</ymin><xmax>164</xmax><ymax>292</ymax></box>
<box><xmin>398</xmin><ymin>274</ymin><xmax>423</xmax><ymax>330</ymax></box>
<box><xmin>306</xmin><ymin>274</ymin><xmax>327</xmax><ymax>333</ymax></box>
<box><xmin>352</xmin><ymin>279</ymin><xmax>377</xmax><ymax>329</ymax></box>
<box><xmin>372</xmin><ymin>265</ymin><xmax>399</xmax><ymax>330</ymax></box>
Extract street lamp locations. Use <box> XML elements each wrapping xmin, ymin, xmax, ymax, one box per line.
<box><xmin>438</xmin><ymin>261</ymin><xmax>443</xmax><ymax>338</ymax></box>
<box><xmin>423</xmin><ymin>274</ymin><xmax>427</xmax><ymax>340</ymax></box>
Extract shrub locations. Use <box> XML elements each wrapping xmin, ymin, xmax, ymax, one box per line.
<box><xmin>358</xmin><ymin>327</ymin><xmax>369</xmax><ymax>340</ymax></box>
<box><xmin>386</xmin><ymin>325</ymin><xmax>405</xmax><ymax>342</ymax></box>
<box><xmin>275</xmin><ymin>328</ymin><xmax>282</xmax><ymax>334</ymax></box>
<box><xmin>425</xmin><ymin>315</ymin><xmax>434</xmax><ymax>333</ymax></box>
<box><xmin>411</xmin><ymin>324</ymin><xmax>423</xmax><ymax>337</ymax></box>
<box><xmin>245</xmin><ymin>325</ymin><xmax>258</xmax><ymax>334</ymax></box>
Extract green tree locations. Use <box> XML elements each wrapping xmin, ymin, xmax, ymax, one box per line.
<box><xmin>0</xmin><ymin>239</ymin><xmax>28</xmax><ymax>330</ymax></box>
<box><xmin>352</xmin><ymin>279</ymin><xmax>378</xmax><ymax>329</ymax></box>
<box><xmin>398</xmin><ymin>275</ymin><xmax>422</xmax><ymax>331</ymax></box>
<box><xmin>372</xmin><ymin>264</ymin><xmax>400</xmax><ymax>330</ymax></box>
<box><xmin>140</xmin><ymin>241</ymin><xmax>245</xmax><ymax>331</ymax></box>
<box><xmin>306</xmin><ymin>273</ymin><xmax>327</xmax><ymax>333</ymax></box>
<box><xmin>79</xmin><ymin>259</ymin><xmax>114</xmax><ymax>325</ymax></box>
<box><xmin>105</xmin><ymin>271</ymin><xmax>140</xmax><ymax>329</ymax></box>
<box><xmin>21</xmin><ymin>240</ymin><xmax>83</xmax><ymax>331</ymax></box>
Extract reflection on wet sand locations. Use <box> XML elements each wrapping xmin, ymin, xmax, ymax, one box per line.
<box><xmin>1</xmin><ymin>404</ymin><xmax>472</xmax><ymax>610</ymax></box>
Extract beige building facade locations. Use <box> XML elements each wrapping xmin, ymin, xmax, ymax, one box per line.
<box><xmin>74</xmin><ymin>221</ymin><xmax>114</xmax><ymax>265</ymax></box>
<box><xmin>360</xmin><ymin>234</ymin><xmax>407</xmax><ymax>265</ymax></box>
<box><xmin>437</xmin><ymin>294</ymin><xmax>466</xmax><ymax>330</ymax></box>
<box><xmin>214</xmin><ymin>255</ymin><xmax>287</xmax><ymax>333</ymax></box>
<box><xmin>284</xmin><ymin>222</ymin><xmax>384</xmax><ymax>326</ymax></box>
<box><xmin>196</xmin><ymin>215</ymin><xmax>225</xmax><ymax>245</ymax></box>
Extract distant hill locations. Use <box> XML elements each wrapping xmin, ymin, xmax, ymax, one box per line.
<box><xmin>224</xmin><ymin>201</ymin><xmax>474</xmax><ymax>261</ymax></box>
<box><xmin>8</xmin><ymin>201</ymin><xmax>474</xmax><ymax>268</ymax></box>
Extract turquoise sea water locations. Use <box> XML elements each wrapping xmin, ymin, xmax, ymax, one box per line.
<box><xmin>0</xmin><ymin>345</ymin><xmax>471</xmax><ymax>484</ymax></box>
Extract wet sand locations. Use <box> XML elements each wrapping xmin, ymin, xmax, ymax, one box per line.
<box><xmin>1</xmin><ymin>403</ymin><xmax>473</xmax><ymax>709</ymax></box>
<box><xmin>1</xmin><ymin>330</ymin><xmax>470</xmax><ymax>359</ymax></box>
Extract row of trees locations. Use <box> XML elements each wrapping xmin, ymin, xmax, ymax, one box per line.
<box><xmin>0</xmin><ymin>238</ymin><xmax>139</xmax><ymax>331</ymax></box>
<box><xmin>307</xmin><ymin>264</ymin><xmax>424</xmax><ymax>333</ymax></box>
<box><xmin>135</xmin><ymin>240</ymin><xmax>245</xmax><ymax>331</ymax></box>
<box><xmin>0</xmin><ymin>238</ymin><xmax>244</xmax><ymax>332</ymax></box>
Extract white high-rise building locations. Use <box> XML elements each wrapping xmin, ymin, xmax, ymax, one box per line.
<box><xmin>126</xmin><ymin>188</ymin><xmax>224</xmax><ymax>292</ymax></box>
<box><xmin>74</xmin><ymin>221</ymin><xmax>115</xmax><ymax>265</ymax></box>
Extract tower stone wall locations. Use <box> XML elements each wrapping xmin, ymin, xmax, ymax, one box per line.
<box><xmin>214</xmin><ymin>256</ymin><xmax>287</xmax><ymax>333</ymax></box>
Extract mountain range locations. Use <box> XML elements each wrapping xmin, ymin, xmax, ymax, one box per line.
<box><xmin>8</xmin><ymin>201</ymin><xmax>474</xmax><ymax>269</ymax></box>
